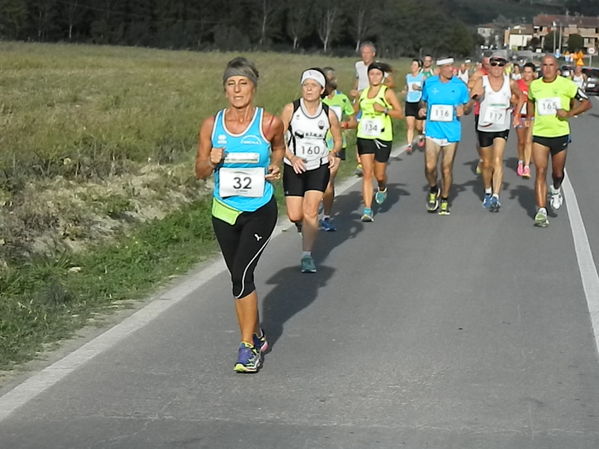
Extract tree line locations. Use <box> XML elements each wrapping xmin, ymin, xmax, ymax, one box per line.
<box><xmin>0</xmin><ymin>0</ymin><xmax>488</xmax><ymax>57</ymax></box>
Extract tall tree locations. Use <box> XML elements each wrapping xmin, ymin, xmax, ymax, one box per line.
<box><xmin>29</xmin><ymin>0</ymin><xmax>57</xmax><ymax>41</ymax></box>
<box><xmin>543</xmin><ymin>30</ymin><xmax>557</xmax><ymax>52</ymax></box>
<box><xmin>125</xmin><ymin>0</ymin><xmax>154</xmax><ymax>46</ymax></box>
<box><xmin>317</xmin><ymin>3</ymin><xmax>340</xmax><ymax>52</ymax></box>
<box><xmin>567</xmin><ymin>33</ymin><xmax>584</xmax><ymax>52</ymax></box>
<box><xmin>90</xmin><ymin>0</ymin><xmax>125</xmax><ymax>44</ymax></box>
<box><xmin>285</xmin><ymin>0</ymin><xmax>312</xmax><ymax>50</ymax></box>
<box><xmin>0</xmin><ymin>0</ymin><xmax>28</xmax><ymax>39</ymax></box>
<box><xmin>254</xmin><ymin>0</ymin><xmax>280</xmax><ymax>48</ymax></box>
<box><xmin>348</xmin><ymin>0</ymin><xmax>382</xmax><ymax>51</ymax></box>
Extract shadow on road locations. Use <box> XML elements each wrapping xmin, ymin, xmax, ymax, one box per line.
<box><xmin>261</xmin><ymin>178</ymin><xmax>411</xmax><ymax>348</ymax></box>
<box><xmin>261</xmin><ymin>264</ymin><xmax>335</xmax><ymax>349</ymax></box>
<box><xmin>508</xmin><ymin>184</ymin><xmax>537</xmax><ymax>218</ymax></box>
<box><xmin>374</xmin><ymin>182</ymin><xmax>410</xmax><ymax>214</ymax></box>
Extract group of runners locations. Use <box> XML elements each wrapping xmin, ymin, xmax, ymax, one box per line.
<box><xmin>195</xmin><ymin>46</ymin><xmax>592</xmax><ymax>373</ymax></box>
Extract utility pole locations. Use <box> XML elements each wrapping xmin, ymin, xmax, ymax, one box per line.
<box><xmin>552</xmin><ymin>21</ymin><xmax>557</xmax><ymax>56</ymax></box>
<box><xmin>558</xmin><ymin>22</ymin><xmax>563</xmax><ymax>56</ymax></box>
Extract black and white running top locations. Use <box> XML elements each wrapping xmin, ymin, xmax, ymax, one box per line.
<box><xmin>284</xmin><ymin>98</ymin><xmax>330</xmax><ymax>171</ymax></box>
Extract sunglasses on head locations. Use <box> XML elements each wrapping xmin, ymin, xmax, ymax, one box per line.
<box><xmin>490</xmin><ymin>60</ymin><xmax>506</xmax><ymax>67</ymax></box>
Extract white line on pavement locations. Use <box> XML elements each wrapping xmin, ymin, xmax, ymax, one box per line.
<box><xmin>0</xmin><ymin>146</ymin><xmax>407</xmax><ymax>422</ymax></box>
<box><xmin>563</xmin><ymin>174</ymin><xmax>599</xmax><ymax>355</ymax></box>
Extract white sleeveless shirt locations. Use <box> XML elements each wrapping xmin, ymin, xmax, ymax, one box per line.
<box><xmin>572</xmin><ymin>74</ymin><xmax>585</xmax><ymax>89</ymax></box>
<box><xmin>284</xmin><ymin>99</ymin><xmax>330</xmax><ymax>171</ymax></box>
<box><xmin>478</xmin><ymin>75</ymin><xmax>512</xmax><ymax>132</ymax></box>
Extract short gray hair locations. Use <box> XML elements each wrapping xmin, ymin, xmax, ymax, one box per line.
<box><xmin>360</xmin><ymin>41</ymin><xmax>376</xmax><ymax>53</ymax></box>
<box><xmin>223</xmin><ymin>57</ymin><xmax>259</xmax><ymax>86</ymax></box>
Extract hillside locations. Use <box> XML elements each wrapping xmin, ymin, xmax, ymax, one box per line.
<box><xmin>447</xmin><ymin>0</ymin><xmax>565</xmax><ymax>25</ymax></box>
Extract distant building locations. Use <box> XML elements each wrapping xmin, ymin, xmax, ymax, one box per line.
<box><xmin>477</xmin><ymin>23</ymin><xmax>504</xmax><ymax>48</ymax></box>
<box><xmin>533</xmin><ymin>14</ymin><xmax>599</xmax><ymax>51</ymax></box>
<box><xmin>504</xmin><ymin>24</ymin><xmax>534</xmax><ymax>50</ymax></box>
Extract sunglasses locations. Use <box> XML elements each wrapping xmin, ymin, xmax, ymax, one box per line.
<box><xmin>490</xmin><ymin>60</ymin><xmax>506</xmax><ymax>67</ymax></box>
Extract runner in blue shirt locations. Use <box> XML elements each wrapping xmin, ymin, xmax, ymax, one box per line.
<box><xmin>420</xmin><ymin>57</ymin><xmax>476</xmax><ymax>215</ymax></box>
<box><xmin>403</xmin><ymin>58</ymin><xmax>426</xmax><ymax>153</ymax></box>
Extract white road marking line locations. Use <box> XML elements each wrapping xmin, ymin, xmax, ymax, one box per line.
<box><xmin>563</xmin><ymin>174</ymin><xmax>599</xmax><ymax>354</ymax></box>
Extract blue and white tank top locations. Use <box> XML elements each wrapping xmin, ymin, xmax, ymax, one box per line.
<box><xmin>211</xmin><ymin>107</ymin><xmax>273</xmax><ymax>212</ymax></box>
<box><xmin>405</xmin><ymin>72</ymin><xmax>425</xmax><ymax>103</ymax></box>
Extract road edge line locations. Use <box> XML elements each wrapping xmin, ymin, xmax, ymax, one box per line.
<box><xmin>563</xmin><ymin>174</ymin><xmax>599</xmax><ymax>355</ymax></box>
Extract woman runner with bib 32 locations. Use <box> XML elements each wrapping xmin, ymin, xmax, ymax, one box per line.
<box><xmin>196</xmin><ymin>57</ymin><xmax>285</xmax><ymax>373</ymax></box>
<box><xmin>354</xmin><ymin>62</ymin><xmax>403</xmax><ymax>222</ymax></box>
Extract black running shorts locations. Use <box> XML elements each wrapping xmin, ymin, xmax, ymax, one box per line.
<box><xmin>533</xmin><ymin>135</ymin><xmax>570</xmax><ymax>156</ymax></box>
<box><xmin>405</xmin><ymin>101</ymin><xmax>424</xmax><ymax>118</ymax></box>
<box><xmin>357</xmin><ymin>138</ymin><xmax>392</xmax><ymax>163</ymax></box>
<box><xmin>283</xmin><ymin>163</ymin><xmax>330</xmax><ymax>196</ymax></box>
<box><xmin>477</xmin><ymin>129</ymin><xmax>510</xmax><ymax>148</ymax></box>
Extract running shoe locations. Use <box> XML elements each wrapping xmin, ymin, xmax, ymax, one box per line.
<box><xmin>354</xmin><ymin>163</ymin><xmax>363</xmax><ymax>177</ymax></box>
<box><xmin>534</xmin><ymin>208</ymin><xmax>549</xmax><ymax>228</ymax></box>
<box><xmin>489</xmin><ymin>195</ymin><xmax>501</xmax><ymax>213</ymax></box>
<box><xmin>549</xmin><ymin>186</ymin><xmax>563</xmax><ymax>210</ymax></box>
<box><xmin>438</xmin><ymin>199</ymin><xmax>451</xmax><ymax>216</ymax></box>
<box><xmin>301</xmin><ymin>255</ymin><xmax>317</xmax><ymax>273</ymax></box>
<box><xmin>522</xmin><ymin>165</ymin><xmax>531</xmax><ymax>179</ymax></box>
<box><xmin>319</xmin><ymin>217</ymin><xmax>337</xmax><ymax>232</ymax></box>
<box><xmin>406</xmin><ymin>144</ymin><xmax>413</xmax><ymax>154</ymax></box>
<box><xmin>417</xmin><ymin>134</ymin><xmax>426</xmax><ymax>150</ymax></box>
<box><xmin>253</xmin><ymin>329</ymin><xmax>269</xmax><ymax>353</ymax></box>
<box><xmin>234</xmin><ymin>342</ymin><xmax>262</xmax><ymax>373</ymax></box>
<box><xmin>375</xmin><ymin>188</ymin><xmax>388</xmax><ymax>205</ymax></box>
<box><xmin>426</xmin><ymin>187</ymin><xmax>440</xmax><ymax>213</ymax></box>
<box><xmin>482</xmin><ymin>193</ymin><xmax>493</xmax><ymax>209</ymax></box>
<box><xmin>361</xmin><ymin>207</ymin><xmax>374</xmax><ymax>222</ymax></box>
<box><xmin>517</xmin><ymin>161</ymin><xmax>524</xmax><ymax>176</ymax></box>
<box><xmin>295</xmin><ymin>222</ymin><xmax>303</xmax><ymax>233</ymax></box>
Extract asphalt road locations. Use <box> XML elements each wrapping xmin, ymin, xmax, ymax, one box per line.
<box><xmin>1</xmin><ymin>102</ymin><xmax>599</xmax><ymax>449</ymax></box>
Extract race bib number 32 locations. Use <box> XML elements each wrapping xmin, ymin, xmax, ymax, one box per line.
<box><xmin>219</xmin><ymin>167</ymin><xmax>265</xmax><ymax>198</ymax></box>
<box><xmin>537</xmin><ymin>97</ymin><xmax>561</xmax><ymax>116</ymax></box>
<box><xmin>430</xmin><ymin>104</ymin><xmax>454</xmax><ymax>122</ymax></box>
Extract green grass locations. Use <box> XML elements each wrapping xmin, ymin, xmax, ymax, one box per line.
<box><xmin>0</xmin><ymin>197</ymin><xmax>217</xmax><ymax>367</ymax></box>
<box><xmin>0</xmin><ymin>42</ymin><xmax>409</xmax><ymax>371</ymax></box>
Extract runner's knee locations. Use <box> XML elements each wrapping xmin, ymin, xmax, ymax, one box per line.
<box><xmin>232</xmin><ymin>274</ymin><xmax>255</xmax><ymax>299</ymax></box>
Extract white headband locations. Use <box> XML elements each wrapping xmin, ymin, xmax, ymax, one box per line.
<box><xmin>436</xmin><ymin>58</ymin><xmax>454</xmax><ymax>66</ymax></box>
<box><xmin>300</xmin><ymin>69</ymin><xmax>326</xmax><ymax>88</ymax></box>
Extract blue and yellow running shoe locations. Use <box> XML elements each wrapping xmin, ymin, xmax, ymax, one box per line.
<box><xmin>234</xmin><ymin>342</ymin><xmax>262</xmax><ymax>373</ymax></box>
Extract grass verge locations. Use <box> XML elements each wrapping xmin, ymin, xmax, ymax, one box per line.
<box><xmin>0</xmin><ymin>197</ymin><xmax>216</xmax><ymax>369</ymax></box>
<box><xmin>0</xmin><ymin>42</ymin><xmax>409</xmax><ymax>372</ymax></box>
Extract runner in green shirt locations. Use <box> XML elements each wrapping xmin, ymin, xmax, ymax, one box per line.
<box><xmin>527</xmin><ymin>55</ymin><xmax>592</xmax><ymax>227</ymax></box>
<box><xmin>321</xmin><ymin>67</ymin><xmax>357</xmax><ymax>231</ymax></box>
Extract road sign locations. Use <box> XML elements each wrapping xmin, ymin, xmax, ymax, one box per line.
<box><xmin>589</xmin><ymin>47</ymin><xmax>596</xmax><ymax>55</ymax></box>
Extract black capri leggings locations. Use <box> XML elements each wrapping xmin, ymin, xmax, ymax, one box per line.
<box><xmin>212</xmin><ymin>196</ymin><xmax>278</xmax><ymax>299</ymax></box>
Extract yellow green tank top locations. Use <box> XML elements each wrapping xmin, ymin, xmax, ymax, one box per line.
<box><xmin>357</xmin><ymin>85</ymin><xmax>392</xmax><ymax>141</ymax></box>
